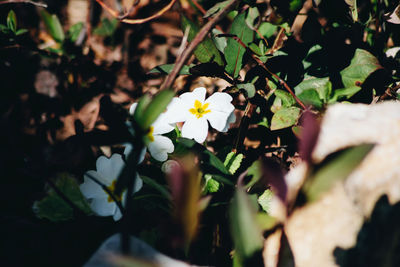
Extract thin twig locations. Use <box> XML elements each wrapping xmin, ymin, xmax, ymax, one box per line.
<box><xmin>233</xmin><ymin>102</ymin><xmax>256</xmax><ymax>153</ymax></box>
<box><xmin>217</xmin><ymin>33</ymin><xmax>307</xmax><ymax>110</ymax></box>
<box><xmin>160</xmin><ymin>0</ymin><xmax>239</xmax><ymax>91</ymax></box>
<box><xmin>95</xmin><ymin>0</ymin><xmax>177</xmax><ymax>24</ymax></box>
<box><xmin>0</xmin><ymin>0</ymin><xmax>47</xmax><ymax>7</ymax></box>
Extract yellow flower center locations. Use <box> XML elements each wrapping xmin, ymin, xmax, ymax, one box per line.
<box><xmin>106</xmin><ymin>180</ymin><xmax>123</xmax><ymax>203</ymax></box>
<box><xmin>189</xmin><ymin>100</ymin><xmax>211</xmax><ymax>119</ymax></box>
<box><xmin>147</xmin><ymin>126</ymin><xmax>155</xmax><ymax>142</ymax></box>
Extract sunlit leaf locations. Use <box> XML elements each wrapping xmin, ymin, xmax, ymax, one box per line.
<box><xmin>7</xmin><ymin>10</ymin><xmax>17</xmax><ymax>33</ymax></box>
<box><xmin>40</xmin><ymin>10</ymin><xmax>65</xmax><ymax>42</ymax></box>
<box><xmin>181</xmin><ymin>16</ymin><xmax>224</xmax><ymax>66</ymax></box>
<box><xmin>297</xmin><ymin>89</ymin><xmax>323</xmax><ymax>109</ymax></box>
<box><xmin>340</xmin><ymin>49</ymin><xmax>382</xmax><ymax>88</ymax></box>
<box><xmin>224</xmin><ymin>152</ymin><xmax>244</xmax><ymax>175</ymax></box>
<box><xmin>295</xmin><ymin>76</ymin><xmax>332</xmax><ymax>103</ymax></box>
<box><xmin>237</xmin><ymin>83</ymin><xmax>255</xmax><ymax>98</ymax></box>
<box><xmin>271</xmin><ymin>107</ymin><xmax>301</xmax><ymax>130</ymax></box>
<box><xmin>204</xmin><ymin>174</ymin><xmax>220</xmax><ymax>193</ymax></box>
<box><xmin>258</xmin><ymin>189</ymin><xmax>273</xmax><ymax>213</ymax></box>
<box><xmin>204</xmin><ymin>0</ymin><xmax>231</xmax><ymax>18</ymax></box>
<box><xmin>224</xmin><ymin>12</ymin><xmax>254</xmax><ymax>77</ymax></box>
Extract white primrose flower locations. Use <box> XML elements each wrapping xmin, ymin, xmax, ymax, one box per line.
<box><xmin>129</xmin><ymin>103</ymin><xmax>175</xmax><ymax>162</ymax></box>
<box><xmin>167</xmin><ymin>87</ymin><xmax>235</xmax><ymax>143</ymax></box>
<box><xmin>80</xmin><ymin>154</ymin><xmax>143</xmax><ymax>221</ymax></box>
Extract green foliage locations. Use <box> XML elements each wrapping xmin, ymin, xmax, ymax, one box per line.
<box><xmin>67</xmin><ymin>22</ymin><xmax>84</xmax><ymax>42</ymax></box>
<box><xmin>204</xmin><ymin>174</ymin><xmax>220</xmax><ymax>193</ymax></box>
<box><xmin>33</xmin><ymin>173</ymin><xmax>92</xmax><ymax>222</ymax></box>
<box><xmin>340</xmin><ymin>49</ymin><xmax>382</xmax><ymax>89</ymax></box>
<box><xmin>181</xmin><ymin>15</ymin><xmax>224</xmax><ymax>66</ymax></box>
<box><xmin>297</xmin><ymin>89</ymin><xmax>323</xmax><ymax>109</ymax></box>
<box><xmin>148</xmin><ymin>64</ymin><xmax>193</xmax><ymax>75</ymax></box>
<box><xmin>0</xmin><ymin>10</ymin><xmax>27</xmax><ymax>37</ymax></box>
<box><xmin>303</xmin><ymin>144</ymin><xmax>374</xmax><ymax>202</ymax></box>
<box><xmin>230</xmin><ymin>185</ymin><xmax>264</xmax><ymax>264</ymax></box>
<box><xmin>7</xmin><ymin>10</ymin><xmax>16</xmax><ymax>33</ymax></box>
<box><xmin>295</xmin><ymin>76</ymin><xmax>332</xmax><ymax>103</ymax></box>
<box><xmin>271</xmin><ymin>107</ymin><xmax>301</xmax><ymax>130</ymax></box>
<box><xmin>40</xmin><ymin>10</ymin><xmax>65</xmax><ymax>42</ymax></box>
<box><xmin>236</xmin><ymin>83</ymin><xmax>255</xmax><ymax>98</ymax></box>
<box><xmin>258</xmin><ymin>189</ymin><xmax>273</xmax><ymax>213</ymax></box>
<box><xmin>93</xmin><ymin>18</ymin><xmax>118</xmax><ymax>37</ymax></box>
<box><xmin>224</xmin><ymin>12</ymin><xmax>254</xmax><ymax>77</ymax></box>
<box><xmin>224</xmin><ymin>152</ymin><xmax>244</xmax><ymax>175</ymax></box>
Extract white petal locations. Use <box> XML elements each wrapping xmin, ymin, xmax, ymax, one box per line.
<box><xmin>165</xmin><ymin>97</ymin><xmax>191</xmax><ymax>123</ymax></box>
<box><xmin>181</xmin><ymin>117</ymin><xmax>208</xmax><ymax>143</ymax></box>
<box><xmin>123</xmin><ymin>143</ymin><xmax>146</xmax><ymax>164</ymax></box>
<box><xmin>89</xmin><ymin>197</ymin><xmax>117</xmax><ymax>217</ymax></box>
<box><xmin>81</xmin><ymin>171</ymin><xmax>107</xmax><ymax>198</ymax></box>
<box><xmin>133</xmin><ymin>173</ymin><xmax>143</xmax><ymax>193</ymax></box>
<box><xmin>129</xmin><ymin>103</ymin><xmax>138</xmax><ymax>115</ymax></box>
<box><xmin>180</xmin><ymin>87</ymin><xmax>207</xmax><ymax>105</ymax></box>
<box><xmin>96</xmin><ymin>156</ymin><xmax>116</xmax><ymax>185</ymax></box>
<box><xmin>204</xmin><ymin>110</ymin><xmax>231</xmax><ymax>132</ymax></box>
<box><xmin>152</xmin><ymin>112</ymin><xmax>175</xmax><ymax>135</ymax></box>
<box><xmin>148</xmin><ymin>135</ymin><xmax>174</xmax><ymax>161</ymax></box>
<box><xmin>222</xmin><ymin>111</ymin><xmax>236</xmax><ymax>132</ymax></box>
<box><xmin>205</xmin><ymin>92</ymin><xmax>234</xmax><ymax>114</ymax></box>
<box><xmin>113</xmin><ymin>207</ymin><xmax>123</xmax><ymax>221</ymax></box>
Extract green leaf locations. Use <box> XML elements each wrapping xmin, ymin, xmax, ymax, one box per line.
<box><xmin>329</xmin><ymin>86</ymin><xmax>361</xmax><ymax>102</ymax></box>
<box><xmin>303</xmin><ymin>144</ymin><xmax>374</xmax><ymax>202</ymax></box>
<box><xmin>139</xmin><ymin>90</ymin><xmax>175</xmax><ymax>130</ymax></box>
<box><xmin>275</xmin><ymin>89</ymin><xmax>296</xmax><ymax>107</ymax></box>
<box><xmin>258</xmin><ymin>22</ymin><xmax>278</xmax><ymax>39</ymax></box>
<box><xmin>181</xmin><ymin>16</ymin><xmax>224</xmax><ymax>66</ymax></box>
<box><xmin>7</xmin><ymin>10</ymin><xmax>17</xmax><ymax>33</ymax></box>
<box><xmin>258</xmin><ymin>189</ymin><xmax>273</xmax><ymax>213</ymax></box>
<box><xmin>297</xmin><ymin>89</ymin><xmax>323</xmax><ymax>109</ymax></box>
<box><xmin>15</xmin><ymin>28</ymin><xmax>28</xmax><ymax>36</ymax></box>
<box><xmin>68</xmin><ymin>22</ymin><xmax>84</xmax><ymax>42</ymax></box>
<box><xmin>295</xmin><ymin>76</ymin><xmax>332</xmax><ymax>102</ymax></box>
<box><xmin>224</xmin><ymin>152</ymin><xmax>244</xmax><ymax>175</ymax></box>
<box><xmin>230</xmin><ymin>186</ymin><xmax>264</xmax><ymax>263</ymax></box>
<box><xmin>224</xmin><ymin>12</ymin><xmax>254</xmax><ymax>77</ymax></box>
<box><xmin>33</xmin><ymin>173</ymin><xmax>92</xmax><ymax>222</ymax></box>
<box><xmin>148</xmin><ymin>64</ymin><xmax>193</xmax><ymax>75</ymax></box>
<box><xmin>212</xmin><ymin>28</ymin><xmax>227</xmax><ymax>52</ymax></box>
<box><xmin>141</xmin><ymin>175</ymin><xmax>170</xmax><ymax>200</ymax></box>
<box><xmin>245</xmin><ymin>7</ymin><xmax>260</xmax><ymax>29</ymax></box>
<box><xmin>256</xmin><ymin>212</ymin><xmax>278</xmax><ymax>231</ymax></box>
<box><xmin>270</xmin><ymin>107</ymin><xmax>301</xmax><ymax>130</ymax></box>
<box><xmin>258</xmin><ymin>117</ymin><xmax>269</xmax><ymax>128</ymax></box>
<box><xmin>204</xmin><ymin>174</ymin><xmax>220</xmax><ymax>193</ymax></box>
<box><xmin>340</xmin><ymin>49</ymin><xmax>382</xmax><ymax>88</ymax></box>
<box><xmin>93</xmin><ymin>18</ymin><xmax>118</xmax><ymax>37</ymax></box>
<box><xmin>204</xmin><ymin>0</ymin><xmax>231</xmax><ymax>18</ymax></box>
<box><xmin>133</xmin><ymin>94</ymin><xmax>152</xmax><ymax>125</ymax></box>
<box><xmin>237</xmin><ymin>83</ymin><xmax>255</xmax><ymax>98</ymax></box>
<box><xmin>246</xmin><ymin>160</ymin><xmax>262</xmax><ymax>188</ymax></box>
<box><xmin>40</xmin><ymin>10</ymin><xmax>65</xmax><ymax>42</ymax></box>
<box><xmin>202</xmin><ymin>150</ymin><xmax>230</xmax><ymax>176</ymax></box>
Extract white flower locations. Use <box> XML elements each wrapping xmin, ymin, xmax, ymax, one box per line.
<box><xmin>80</xmin><ymin>154</ymin><xmax>143</xmax><ymax>221</ymax></box>
<box><xmin>129</xmin><ymin>103</ymin><xmax>175</xmax><ymax>162</ymax></box>
<box><xmin>166</xmin><ymin>87</ymin><xmax>235</xmax><ymax>143</ymax></box>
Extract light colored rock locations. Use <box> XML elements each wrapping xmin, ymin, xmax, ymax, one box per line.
<box><xmin>265</xmin><ymin>102</ymin><xmax>400</xmax><ymax>267</ymax></box>
<box><xmin>84</xmin><ymin>234</ymin><xmax>204</xmax><ymax>267</ymax></box>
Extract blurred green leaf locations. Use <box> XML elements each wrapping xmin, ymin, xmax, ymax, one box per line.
<box><xmin>68</xmin><ymin>22</ymin><xmax>83</xmax><ymax>42</ymax></box>
<box><xmin>224</xmin><ymin>12</ymin><xmax>254</xmax><ymax>77</ymax></box>
<box><xmin>230</xmin><ymin>185</ymin><xmax>264</xmax><ymax>264</ymax></box>
<box><xmin>204</xmin><ymin>174</ymin><xmax>220</xmax><ymax>193</ymax></box>
<box><xmin>237</xmin><ymin>83</ymin><xmax>255</xmax><ymax>98</ymax></box>
<box><xmin>295</xmin><ymin>76</ymin><xmax>332</xmax><ymax>102</ymax></box>
<box><xmin>141</xmin><ymin>175</ymin><xmax>170</xmax><ymax>200</ymax></box>
<box><xmin>271</xmin><ymin>107</ymin><xmax>301</xmax><ymax>130</ymax></box>
<box><xmin>340</xmin><ymin>49</ymin><xmax>382</xmax><ymax>88</ymax></box>
<box><xmin>33</xmin><ymin>173</ymin><xmax>92</xmax><ymax>222</ymax></box>
<box><xmin>133</xmin><ymin>94</ymin><xmax>152</xmax><ymax>126</ymax></box>
<box><xmin>258</xmin><ymin>22</ymin><xmax>278</xmax><ymax>39</ymax></box>
<box><xmin>202</xmin><ymin>150</ymin><xmax>230</xmax><ymax>176</ymax></box>
<box><xmin>40</xmin><ymin>10</ymin><xmax>65</xmax><ymax>42</ymax></box>
<box><xmin>204</xmin><ymin>0</ymin><xmax>231</xmax><ymax>18</ymax></box>
<box><xmin>7</xmin><ymin>10</ymin><xmax>16</xmax><ymax>33</ymax></box>
<box><xmin>139</xmin><ymin>90</ymin><xmax>175</xmax><ymax>130</ymax></box>
<box><xmin>256</xmin><ymin>212</ymin><xmax>278</xmax><ymax>231</ymax></box>
<box><xmin>15</xmin><ymin>28</ymin><xmax>28</xmax><ymax>36</ymax></box>
<box><xmin>304</xmin><ymin>144</ymin><xmax>374</xmax><ymax>202</ymax></box>
<box><xmin>181</xmin><ymin>16</ymin><xmax>224</xmax><ymax>66</ymax></box>
<box><xmin>93</xmin><ymin>18</ymin><xmax>118</xmax><ymax>37</ymax></box>
<box><xmin>148</xmin><ymin>64</ymin><xmax>193</xmax><ymax>75</ymax></box>
<box><xmin>258</xmin><ymin>189</ymin><xmax>273</xmax><ymax>213</ymax></box>
<box><xmin>297</xmin><ymin>89</ymin><xmax>323</xmax><ymax>109</ymax></box>
<box><xmin>224</xmin><ymin>152</ymin><xmax>244</xmax><ymax>175</ymax></box>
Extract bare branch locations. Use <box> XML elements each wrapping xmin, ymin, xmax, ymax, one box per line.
<box><xmin>0</xmin><ymin>0</ymin><xmax>47</xmax><ymax>8</ymax></box>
